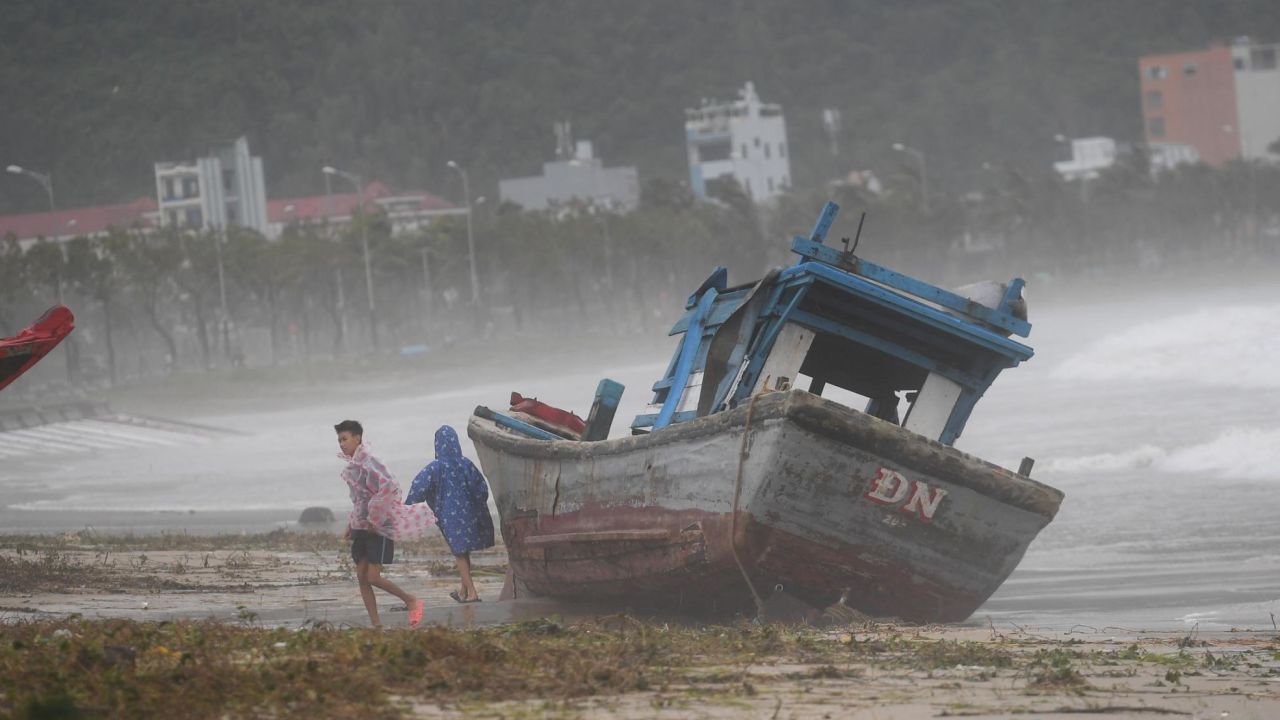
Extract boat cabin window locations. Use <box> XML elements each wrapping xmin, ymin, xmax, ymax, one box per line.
<box><xmin>797</xmin><ymin>373</ymin><xmax>903</xmax><ymax>423</ymax></box>
<box><xmin>755</xmin><ymin>321</ymin><xmax>963</xmax><ymax>442</ymax></box>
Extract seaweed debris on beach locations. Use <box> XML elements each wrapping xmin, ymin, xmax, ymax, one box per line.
<box><xmin>5</xmin><ymin>616</ymin><xmax>1280</xmax><ymax>719</ymax></box>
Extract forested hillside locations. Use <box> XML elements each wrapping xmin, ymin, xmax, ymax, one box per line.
<box><xmin>3</xmin><ymin>0</ymin><xmax>1280</xmax><ymax>212</ymax></box>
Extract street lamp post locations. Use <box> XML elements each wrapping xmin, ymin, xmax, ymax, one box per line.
<box><xmin>446</xmin><ymin>160</ymin><xmax>480</xmax><ymax>305</ymax></box>
<box><xmin>7</xmin><ymin>163</ymin><xmax>76</xmax><ymax>383</ymax></box>
<box><xmin>891</xmin><ymin>143</ymin><xmax>929</xmax><ymax>214</ymax></box>
<box><xmin>213</xmin><ymin>226</ymin><xmax>232</xmax><ymax>362</ymax></box>
<box><xmin>323</xmin><ymin>165</ymin><xmax>379</xmax><ymax>352</ymax></box>
<box><xmin>6</xmin><ymin>164</ymin><xmax>54</xmax><ymax>211</ymax></box>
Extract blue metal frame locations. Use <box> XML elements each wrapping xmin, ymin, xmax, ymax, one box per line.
<box><xmin>782</xmin><ymin>262</ymin><xmax>1033</xmax><ymax>363</ymax></box>
<box><xmin>486</xmin><ymin>409</ymin><xmax>562</xmax><ymax>441</ymax></box>
<box><xmin>729</xmin><ymin>281</ymin><xmax>813</xmax><ymax>406</ymax></box>
<box><xmin>653</xmin><ymin>287</ymin><xmax>718</xmax><ymax>429</ymax></box>
<box><xmin>790</xmin><ymin>239</ymin><xmax>1031</xmax><ymax>338</ymax></box>
<box><xmin>669</xmin><ymin>287</ymin><xmax>751</xmax><ymax>335</ymax></box>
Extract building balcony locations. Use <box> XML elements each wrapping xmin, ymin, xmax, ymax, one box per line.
<box><xmin>686</xmin><ymin>122</ymin><xmax>731</xmax><ymax>139</ymax></box>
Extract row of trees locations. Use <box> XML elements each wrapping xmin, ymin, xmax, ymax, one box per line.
<box><xmin>3</xmin><ymin>156</ymin><xmax>1278</xmax><ymax>393</ymax></box>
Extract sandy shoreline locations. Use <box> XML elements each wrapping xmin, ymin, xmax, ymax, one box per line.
<box><xmin>4</xmin><ymin>532</ymin><xmax>1280</xmax><ymax>718</ymax></box>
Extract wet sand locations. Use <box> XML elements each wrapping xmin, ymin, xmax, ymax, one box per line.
<box><xmin>4</xmin><ymin>535</ymin><xmax>1280</xmax><ymax>718</ymax></box>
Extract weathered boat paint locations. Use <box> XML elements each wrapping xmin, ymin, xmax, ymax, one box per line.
<box><xmin>469</xmin><ymin>389</ymin><xmax>1063</xmax><ymax>622</ymax></box>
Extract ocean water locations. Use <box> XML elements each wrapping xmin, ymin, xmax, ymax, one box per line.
<box><xmin>5</xmin><ymin>280</ymin><xmax>1279</xmax><ymax>631</ymax></box>
<box><xmin>969</xmin><ymin>284</ymin><xmax>1280</xmax><ymax>631</ymax></box>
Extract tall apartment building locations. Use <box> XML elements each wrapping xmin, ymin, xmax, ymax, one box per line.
<box><xmin>1139</xmin><ymin>40</ymin><xmax>1280</xmax><ymax>165</ymax></box>
<box><xmin>154</xmin><ymin>136</ymin><xmax>269</xmax><ymax>235</ymax></box>
<box><xmin>685</xmin><ymin>81</ymin><xmax>791</xmax><ymax>203</ymax></box>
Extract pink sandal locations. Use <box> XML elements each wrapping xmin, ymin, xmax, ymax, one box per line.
<box><xmin>408</xmin><ymin>599</ymin><xmax>425</xmax><ymax>628</ymax></box>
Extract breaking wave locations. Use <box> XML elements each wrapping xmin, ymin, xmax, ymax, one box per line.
<box><xmin>1038</xmin><ymin>445</ymin><xmax>1166</xmax><ymax>474</ymax></box>
<box><xmin>1052</xmin><ymin>304</ymin><xmax>1280</xmax><ymax>389</ymax></box>
<box><xmin>1159</xmin><ymin>426</ymin><xmax>1280</xmax><ymax>481</ymax></box>
<box><xmin>1038</xmin><ymin>427</ymin><xmax>1280</xmax><ymax>481</ymax></box>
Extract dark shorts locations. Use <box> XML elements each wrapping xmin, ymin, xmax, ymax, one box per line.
<box><xmin>350</xmin><ymin>529</ymin><xmax>394</xmax><ymax>565</ymax></box>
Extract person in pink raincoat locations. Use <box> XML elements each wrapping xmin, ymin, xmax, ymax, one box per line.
<box><xmin>335</xmin><ymin>419</ymin><xmax>436</xmax><ymax>628</ymax></box>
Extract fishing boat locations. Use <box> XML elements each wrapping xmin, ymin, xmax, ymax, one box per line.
<box><xmin>467</xmin><ymin>202</ymin><xmax>1063</xmax><ymax>623</ymax></box>
<box><xmin>0</xmin><ymin>305</ymin><xmax>75</xmax><ymax>393</ymax></box>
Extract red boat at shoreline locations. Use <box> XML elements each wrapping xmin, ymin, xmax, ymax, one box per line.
<box><xmin>0</xmin><ymin>305</ymin><xmax>75</xmax><ymax>393</ymax></box>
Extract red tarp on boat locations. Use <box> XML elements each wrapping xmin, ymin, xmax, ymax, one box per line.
<box><xmin>509</xmin><ymin>392</ymin><xmax>586</xmax><ymax>439</ymax></box>
<box><xmin>0</xmin><ymin>305</ymin><xmax>75</xmax><ymax>392</ymax></box>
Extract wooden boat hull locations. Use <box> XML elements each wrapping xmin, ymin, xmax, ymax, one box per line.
<box><xmin>468</xmin><ymin>388</ymin><xmax>1063</xmax><ymax>623</ymax></box>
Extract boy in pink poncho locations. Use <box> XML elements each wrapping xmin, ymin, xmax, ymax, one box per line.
<box><xmin>335</xmin><ymin>419</ymin><xmax>436</xmax><ymax>628</ymax></box>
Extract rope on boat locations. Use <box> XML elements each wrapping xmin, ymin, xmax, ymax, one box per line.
<box><xmin>731</xmin><ymin>390</ymin><xmax>767</xmax><ymax>620</ymax></box>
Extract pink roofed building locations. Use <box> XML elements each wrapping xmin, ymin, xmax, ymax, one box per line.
<box><xmin>267</xmin><ymin>180</ymin><xmax>464</xmax><ymax>238</ymax></box>
<box><xmin>0</xmin><ymin>197</ymin><xmax>158</xmax><ymax>246</ymax></box>
<box><xmin>0</xmin><ymin>181</ymin><xmax>461</xmax><ymax>247</ymax></box>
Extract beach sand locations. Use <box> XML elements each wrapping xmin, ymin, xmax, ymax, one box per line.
<box><xmin>4</xmin><ymin>531</ymin><xmax>1279</xmax><ymax>718</ymax></box>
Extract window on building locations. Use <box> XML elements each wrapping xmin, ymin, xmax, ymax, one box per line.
<box><xmin>226</xmin><ymin>203</ymin><xmax>237</xmax><ymax>224</ymax></box>
<box><xmin>223</xmin><ymin>169</ymin><xmax>235</xmax><ymax>192</ymax></box>
<box><xmin>1183</xmin><ymin>62</ymin><xmax>1198</xmax><ymax>76</ymax></box>
<box><xmin>1145</xmin><ymin>90</ymin><xmax>1164</xmax><ymax>111</ymax></box>
<box><xmin>1147</xmin><ymin>65</ymin><xmax>1167</xmax><ymax>80</ymax></box>
<box><xmin>698</xmin><ymin>140</ymin><xmax>732</xmax><ymax>162</ymax></box>
<box><xmin>186</xmin><ymin>208</ymin><xmax>202</xmax><ymax>227</ymax></box>
<box><xmin>1235</xmin><ymin>57</ymin><xmax>1246</xmax><ymax>71</ymax></box>
<box><xmin>764</xmin><ymin>143</ymin><xmax>771</xmax><ymax>159</ymax></box>
<box><xmin>1148</xmin><ymin>116</ymin><xmax>1166</xmax><ymax>138</ymax></box>
<box><xmin>754</xmin><ymin>137</ymin><xmax>761</xmax><ymax>147</ymax></box>
<box><xmin>780</xmin><ymin>142</ymin><xmax>787</xmax><ymax>158</ymax></box>
<box><xmin>183</xmin><ymin>177</ymin><xmax>199</xmax><ymax>197</ymax></box>
<box><xmin>1251</xmin><ymin>47</ymin><xmax>1277</xmax><ymax>70</ymax></box>
<box><xmin>741</xmin><ymin>143</ymin><xmax>748</xmax><ymax>159</ymax></box>
<box><xmin>163</xmin><ymin>177</ymin><xmax>175</xmax><ymax>200</ymax></box>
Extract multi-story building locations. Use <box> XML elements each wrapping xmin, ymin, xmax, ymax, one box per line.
<box><xmin>685</xmin><ymin>81</ymin><xmax>791</xmax><ymax>203</ymax></box>
<box><xmin>1139</xmin><ymin>39</ymin><xmax>1280</xmax><ymax>165</ymax></box>
<box><xmin>154</xmin><ymin>136</ymin><xmax>269</xmax><ymax>234</ymax></box>
<box><xmin>499</xmin><ymin>140</ymin><xmax>639</xmax><ymax>212</ymax></box>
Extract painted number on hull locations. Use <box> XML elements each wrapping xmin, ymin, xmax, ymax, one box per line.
<box><xmin>862</xmin><ymin>468</ymin><xmax>948</xmax><ymax>523</ymax></box>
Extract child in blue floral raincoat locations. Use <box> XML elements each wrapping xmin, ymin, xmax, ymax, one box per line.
<box><xmin>406</xmin><ymin>425</ymin><xmax>495</xmax><ymax>603</ymax></box>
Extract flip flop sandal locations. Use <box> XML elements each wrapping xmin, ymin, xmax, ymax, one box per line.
<box><xmin>460</xmin><ymin>597</ymin><xmax>482</xmax><ymax>604</ymax></box>
<box><xmin>449</xmin><ymin>590</ymin><xmax>464</xmax><ymax>604</ymax></box>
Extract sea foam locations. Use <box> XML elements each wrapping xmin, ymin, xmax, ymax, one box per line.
<box><xmin>1053</xmin><ymin>304</ymin><xmax>1280</xmax><ymax>389</ymax></box>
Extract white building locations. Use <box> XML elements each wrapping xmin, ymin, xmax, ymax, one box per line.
<box><xmin>154</xmin><ymin>136</ymin><xmax>268</xmax><ymax>235</ymax></box>
<box><xmin>499</xmin><ymin>140</ymin><xmax>639</xmax><ymax>212</ymax></box>
<box><xmin>1230</xmin><ymin>40</ymin><xmax>1280</xmax><ymax>161</ymax></box>
<box><xmin>1053</xmin><ymin>137</ymin><xmax>1119</xmax><ymax>181</ymax></box>
<box><xmin>1054</xmin><ymin>135</ymin><xmax>1201</xmax><ymax>180</ymax></box>
<box><xmin>685</xmin><ymin>81</ymin><xmax>791</xmax><ymax>203</ymax></box>
<box><xmin>1148</xmin><ymin>142</ymin><xmax>1201</xmax><ymax>174</ymax></box>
